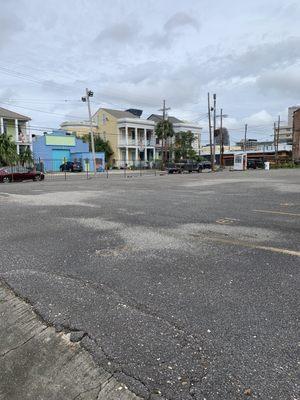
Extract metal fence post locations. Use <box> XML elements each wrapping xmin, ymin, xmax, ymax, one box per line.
<box><xmin>63</xmin><ymin>157</ymin><xmax>67</xmax><ymax>181</ymax></box>
<box><xmin>85</xmin><ymin>158</ymin><xmax>89</xmax><ymax>180</ymax></box>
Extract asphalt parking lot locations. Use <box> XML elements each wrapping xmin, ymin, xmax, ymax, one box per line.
<box><xmin>0</xmin><ymin>169</ymin><xmax>299</xmax><ymax>400</ymax></box>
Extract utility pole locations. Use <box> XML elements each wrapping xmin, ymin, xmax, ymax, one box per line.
<box><xmin>273</xmin><ymin>122</ymin><xmax>277</xmax><ymax>164</ymax></box>
<box><xmin>220</xmin><ymin>108</ymin><xmax>223</xmax><ymax>168</ymax></box>
<box><xmin>82</xmin><ymin>88</ymin><xmax>97</xmax><ymax>176</ymax></box>
<box><xmin>276</xmin><ymin>115</ymin><xmax>280</xmax><ymax>165</ymax></box>
<box><xmin>159</xmin><ymin>100</ymin><xmax>170</xmax><ymax>168</ymax></box>
<box><xmin>207</xmin><ymin>93</ymin><xmax>213</xmax><ymax>167</ymax></box>
<box><xmin>212</xmin><ymin>93</ymin><xmax>216</xmax><ymax>171</ymax></box>
<box><xmin>244</xmin><ymin>124</ymin><xmax>248</xmax><ymax>151</ymax></box>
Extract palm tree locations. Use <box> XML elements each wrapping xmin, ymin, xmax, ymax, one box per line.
<box><xmin>0</xmin><ymin>134</ymin><xmax>18</xmax><ymax>166</ymax></box>
<box><xmin>155</xmin><ymin>120</ymin><xmax>174</xmax><ymax>168</ymax></box>
<box><xmin>19</xmin><ymin>146</ymin><xmax>33</xmax><ymax>166</ymax></box>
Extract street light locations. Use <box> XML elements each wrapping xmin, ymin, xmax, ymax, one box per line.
<box><xmin>81</xmin><ymin>89</ymin><xmax>96</xmax><ymax>176</ymax></box>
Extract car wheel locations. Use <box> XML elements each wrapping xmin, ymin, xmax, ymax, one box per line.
<box><xmin>33</xmin><ymin>175</ymin><xmax>41</xmax><ymax>181</ymax></box>
<box><xmin>2</xmin><ymin>176</ymin><xmax>11</xmax><ymax>183</ymax></box>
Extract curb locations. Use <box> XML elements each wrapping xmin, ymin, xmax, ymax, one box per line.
<box><xmin>0</xmin><ymin>282</ymin><xmax>142</xmax><ymax>400</ymax></box>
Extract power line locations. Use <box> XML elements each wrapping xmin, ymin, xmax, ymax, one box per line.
<box><xmin>0</xmin><ymin>101</ymin><xmax>85</xmax><ymax>119</ymax></box>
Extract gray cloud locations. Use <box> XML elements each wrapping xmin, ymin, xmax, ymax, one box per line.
<box><xmin>0</xmin><ymin>15</ymin><xmax>24</xmax><ymax>48</ymax></box>
<box><xmin>95</xmin><ymin>22</ymin><xmax>139</xmax><ymax>44</ymax></box>
<box><xmin>0</xmin><ymin>0</ymin><xmax>299</xmax><ymax>141</ymax></box>
<box><xmin>164</xmin><ymin>12</ymin><xmax>200</xmax><ymax>32</ymax></box>
<box><xmin>229</xmin><ymin>37</ymin><xmax>300</xmax><ymax>77</ymax></box>
<box><xmin>257</xmin><ymin>67</ymin><xmax>300</xmax><ymax>96</ymax></box>
<box><xmin>149</xmin><ymin>12</ymin><xmax>200</xmax><ymax>49</ymax></box>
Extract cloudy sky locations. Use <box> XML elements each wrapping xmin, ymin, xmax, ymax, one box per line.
<box><xmin>1</xmin><ymin>0</ymin><xmax>300</xmax><ymax>144</ymax></box>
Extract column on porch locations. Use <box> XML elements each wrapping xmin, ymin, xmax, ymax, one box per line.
<box><xmin>125</xmin><ymin>125</ymin><xmax>128</xmax><ymax>145</ymax></box>
<box><xmin>125</xmin><ymin>125</ymin><xmax>129</xmax><ymax>164</ymax></box>
<box><xmin>135</xmin><ymin>127</ymin><xmax>138</xmax><ymax>146</ymax></box>
<box><xmin>144</xmin><ymin>128</ymin><xmax>147</xmax><ymax>161</ymax></box>
<box><xmin>15</xmin><ymin>119</ymin><xmax>19</xmax><ymax>154</ymax></box>
<box><xmin>135</xmin><ymin>147</ymin><xmax>138</xmax><ymax>165</ymax></box>
<box><xmin>0</xmin><ymin>117</ymin><xmax>4</xmax><ymax>134</ymax></box>
<box><xmin>28</xmin><ymin>122</ymin><xmax>33</xmax><ymax>150</ymax></box>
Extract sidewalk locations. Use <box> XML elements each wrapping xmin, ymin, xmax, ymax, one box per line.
<box><xmin>0</xmin><ymin>282</ymin><xmax>141</xmax><ymax>400</ymax></box>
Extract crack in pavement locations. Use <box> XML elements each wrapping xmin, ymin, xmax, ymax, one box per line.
<box><xmin>0</xmin><ymin>326</ymin><xmax>48</xmax><ymax>358</ymax></box>
<box><xmin>72</xmin><ymin>383</ymin><xmax>102</xmax><ymax>400</ymax></box>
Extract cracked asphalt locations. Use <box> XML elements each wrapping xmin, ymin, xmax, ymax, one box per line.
<box><xmin>0</xmin><ymin>169</ymin><xmax>299</xmax><ymax>399</ymax></box>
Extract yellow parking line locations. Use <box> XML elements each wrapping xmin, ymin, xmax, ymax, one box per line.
<box><xmin>191</xmin><ymin>234</ymin><xmax>300</xmax><ymax>257</ymax></box>
<box><xmin>253</xmin><ymin>209</ymin><xmax>300</xmax><ymax>217</ymax></box>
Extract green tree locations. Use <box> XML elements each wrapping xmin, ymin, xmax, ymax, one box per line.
<box><xmin>19</xmin><ymin>146</ymin><xmax>34</xmax><ymax>166</ymax></box>
<box><xmin>155</xmin><ymin>120</ymin><xmax>174</xmax><ymax>166</ymax></box>
<box><xmin>82</xmin><ymin>134</ymin><xmax>114</xmax><ymax>163</ymax></box>
<box><xmin>174</xmin><ymin>130</ymin><xmax>195</xmax><ymax>161</ymax></box>
<box><xmin>0</xmin><ymin>134</ymin><xmax>18</xmax><ymax>166</ymax></box>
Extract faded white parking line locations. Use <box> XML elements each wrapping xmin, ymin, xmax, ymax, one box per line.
<box><xmin>191</xmin><ymin>234</ymin><xmax>300</xmax><ymax>257</ymax></box>
<box><xmin>253</xmin><ymin>209</ymin><xmax>300</xmax><ymax>217</ymax></box>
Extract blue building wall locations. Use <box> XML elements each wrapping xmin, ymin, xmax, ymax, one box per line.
<box><xmin>32</xmin><ymin>131</ymin><xmax>89</xmax><ymax>171</ymax></box>
<box><xmin>72</xmin><ymin>152</ymin><xmax>105</xmax><ymax>172</ymax></box>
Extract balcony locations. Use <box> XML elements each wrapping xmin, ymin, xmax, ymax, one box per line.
<box><xmin>146</xmin><ymin>139</ymin><xmax>156</xmax><ymax>147</ymax></box>
<box><xmin>118</xmin><ymin>138</ymin><xmax>137</xmax><ymax>146</ymax></box>
<box><xmin>118</xmin><ymin>137</ymin><xmax>156</xmax><ymax>147</ymax></box>
<box><xmin>17</xmin><ymin>132</ymin><xmax>31</xmax><ymax>144</ymax></box>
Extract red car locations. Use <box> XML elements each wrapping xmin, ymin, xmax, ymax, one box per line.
<box><xmin>0</xmin><ymin>167</ymin><xmax>45</xmax><ymax>183</ymax></box>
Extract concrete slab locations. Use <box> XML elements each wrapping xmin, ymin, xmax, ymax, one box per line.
<box><xmin>0</xmin><ymin>283</ymin><xmax>141</xmax><ymax>400</ymax></box>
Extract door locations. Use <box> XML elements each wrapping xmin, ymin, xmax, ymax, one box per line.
<box><xmin>52</xmin><ymin>149</ymin><xmax>70</xmax><ymax>171</ymax></box>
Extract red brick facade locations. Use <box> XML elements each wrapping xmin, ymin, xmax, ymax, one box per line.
<box><xmin>293</xmin><ymin>108</ymin><xmax>300</xmax><ymax>161</ymax></box>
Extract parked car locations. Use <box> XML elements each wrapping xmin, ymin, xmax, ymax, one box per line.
<box><xmin>198</xmin><ymin>161</ymin><xmax>212</xmax><ymax>171</ymax></box>
<box><xmin>0</xmin><ymin>167</ymin><xmax>44</xmax><ymax>183</ymax></box>
<box><xmin>247</xmin><ymin>159</ymin><xmax>264</xmax><ymax>169</ymax></box>
<box><xmin>178</xmin><ymin>160</ymin><xmax>212</xmax><ymax>173</ymax></box>
<box><xmin>59</xmin><ymin>161</ymin><xmax>83</xmax><ymax>172</ymax></box>
<box><xmin>181</xmin><ymin>160</ymin><xmax>201</xmax><ymax>173</ymax></box>
<box><xmin>166</xmin><ymin>163</ymin><xmax>183</xmax><ymax>174</ymax></box>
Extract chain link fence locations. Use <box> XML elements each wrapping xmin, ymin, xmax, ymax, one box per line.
<box><xmin>31</xmin><ymin>159</ymin><xmax>163</xmax><ymax>181</ymax></box>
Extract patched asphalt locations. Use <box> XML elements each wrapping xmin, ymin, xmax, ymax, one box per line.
<box><xmin>0</xmin><ymin>169</ymin><xmax>299</xmax><ymax>399</ymax></box>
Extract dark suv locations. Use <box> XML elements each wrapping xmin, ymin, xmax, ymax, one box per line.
<box><xmin>198</xmin><ymin>161</ymin><xmax>211</xmax><ymax>171</ymax></box>
<box><xmin>247</xmin><ymin>159</ymin><xmax>264</xmax><ymax>169</ymax></box>
<box><xmin>59</xmin><ymin>161</ymin><xmax>83</xmax><ymax>172</ymax></box>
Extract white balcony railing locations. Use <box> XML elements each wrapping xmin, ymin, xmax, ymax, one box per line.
<box><xmin>119</xmin><ymin>137</ymin><xmax>156</xmax><ymax>147</ymax></box>
<box><xmin>147</xmin><ymin>139</ymin><xmax>156</xmax><ymax>146</ymax></box>
<box><xmin>17</xmin><ymin>133</ymin><xmax>31</xmax><ymax>143</ymax></box>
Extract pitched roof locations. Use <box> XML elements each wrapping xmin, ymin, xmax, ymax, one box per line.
<box><xmin>100</xmin><ymin>108</ymin><xmax>139</xmax><ymax>119</ymax></box>
<box><xmin>147</xmin><ymin>114</ymin><xmax>183</xmax><ymax>124</ymax></box>
<box><xmin>0</xmin><ymin>107</ymin><xmax>31</xmax><ymax>121</ymax></box>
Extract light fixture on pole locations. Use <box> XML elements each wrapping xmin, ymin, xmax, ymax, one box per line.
<box><xmin>82</xmin><ymin>89</ymin><xmax>96</xmax><ymax>176</ymax></box>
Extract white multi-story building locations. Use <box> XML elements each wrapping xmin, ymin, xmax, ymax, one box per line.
<box><xmin>94</xmin><ymin>108</ymin><xmax>202</xmax><ymax>167</ymax></box>
<box><xmin>147</xmin><ymin>114</ymin><xmax>201</xmax><ymax>156</ymax></box>
<box><xmin>117</xmin><ymin>117</ymin><xmax>156</xmax><ymax>167</ymax></box>
<box><xmin>0</xmin><ymin>107</ymin><xmax>32</xmax><ymax>154</ymax></box>
<box><xmin>277</xmin><ymin>106</ymin><xmax>300</xmax><ymax>142</ymax></box>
